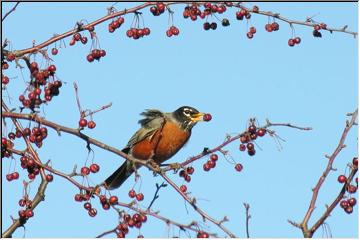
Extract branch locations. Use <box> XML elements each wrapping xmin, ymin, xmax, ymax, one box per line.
<box><xmin>293</xmin><ymin>109</ymin><xmax>358</xmax><ymax>238</ymax></box>
<box><xmin>243</xmin><ymin>203</ymin><xmax>251</xmax><ymax>238</ymax></box>
<box><xmin>2</xmin><ymin>2</ymin><xmax>20</xmax><ymax>22</ymax></box>
<box><xmin>5</xmin><ymin>2</ymin><xmax>357</xmax><ymax>58</ymax></box>
<box><xmin>310</xmin><ymin>166</ymin><xmax>358</xmax><ymax>235</ymax></box>
<box><xmin>2</xmin><ymin>177</ymin><xmax>48</xmax><ymax>238</ymax></box>
<box><xmin>159</xmin><ymin>172</ymin><xmax>236</xmax><ymax>238</ymax></box>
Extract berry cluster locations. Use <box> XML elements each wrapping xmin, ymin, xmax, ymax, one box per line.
<box><xmin>337</xmin><ymin>157</ymin><xmax>358</xmax><ymax>214</ymax></box>
<box><xmin>236</xmin><ymin>8</ymin><xmax>251</xmax><ymax>20</ymax></box>
<box><xmin>179</xmin><ymin>166</ymin><xmax>195</xmax><ymax>182</ymax></box>
<box><xmin>166</xmin><ymin>26</ymin><xmax>180</xmax><ymax>37</ymax></box>
<box><xmin>126</xmin><ymin>27</ymin><xmax>151</xmax><ymax>40</ymax></box>
<box><xmin>239</xmin><ymin>123</ymin><xmax>266</xmax><ymax>156</ymax></box>
<box><xmin>150</xmin><ymin>2</ymin><xmax>165</xmax><ymax>16</ymax></box>
<box><xmin>78</xmin><ymin>118</ymin><xmax>96</xmax><ymax>129</ymax></box>
<box><xmin>86</xmin><ymin>49</ymin><xmax>106</xmax><ymax>62</ymax></box>
<box><xmin>1</xmin><ymin>137</ymin><xmax>13</xmax><ymax>158</ymax></box>
<box><xmin>69</xmin><ymin>32</ymin><xmax>88</xmax><ymax>46</ymax></box>
<box><xmin>83</xmin><ymin>202</ymin><xmax>98</xmax><ymax>217</ymax></box>
<box><xmin>203</xmin><ymin>22</ymin><xmax>217</xmax><ymax>31</ymax></box>
<box><xmin>80</xmin><ymin>163</ymin><xmax>100</xmax><ymax>176</ymax></box>
<box><xmin>22</xmin><ymin>126</ymin><xmax>48</xmax><ymax>148</ymax></box>
<box><xmin>18</xmin><ymin>197</ymin><xmax>34</xmax><ymax>219</ymax></box>
<box><xmin>184</xmin><ymin>3</ymin><xmax>227</xmax><ymax>21</ymax></box>
<box><xmin>340</xmin><ymin>197</ymin><xmax>357</xmax><ymax>214</ymax></box>
<box><xmin>128</xmin><ymin>189</ymin><xmax>144</xmax><ymax>201</ymax></box>
<box><xmin>247</xmin><ymin>26</ymin><xmax>257</xmax><ymax>39</ymax></box>
<box><xmin>18</xmin><ymin>62</ymin><xmax>61</xmax><ymax>109</ymax></box>
<box><xmin>288</xmin><ymin>37</ymin><xmax>301</xmax><ymax>47</ymax></box>
<box><xmin>203</xmin><ymin>153</ymin><xmax>218</xmax><ymax>172</ymax></box>
<box><xmin>6</xmin><ymin>171</ymin><xmax>19</xmax><ymax>181</ymax></box>
<box><xmin>265</xmin><ymin>22</ymin><xmax>280</xmax><ymax>32</ymax></box>
<box><xmin>44</xmin><ymin>80</ymin><xmax>62</xmax><ymax>102</ymax></box>
<box><xmin>108</xmin><ymin>17</ymin><xmax>125</xmax><ymax>33</ymax></box>
<box><xmin>19</xmin><ymin>155</ymin><xmax>41</xmax><ymax>180</ymax></box>
<box><xmin>117</xmin><ymin>213</ymin><xmax>147</xmax><ymax>237</ymax></box>
<box><xmin>313</xmin><ymin>23</ymin><xmax>327</xmax><ymax>38</ymax></box>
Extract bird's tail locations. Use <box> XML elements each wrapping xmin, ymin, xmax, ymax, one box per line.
<box><xmin>104</xmin><ymin>148</ymin><xmax>134</xmax><ymax>190</ymax></box>
<box><xmin>104</xmin><ymin>161</ymin><xmax>133</xmax><ymax>190</ymax></box>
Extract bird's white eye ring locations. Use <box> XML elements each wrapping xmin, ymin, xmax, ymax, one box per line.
<box><xmin>184</xmin><ymin>109</ymin><xmax>190</xmax><ymax>115</ymax></box>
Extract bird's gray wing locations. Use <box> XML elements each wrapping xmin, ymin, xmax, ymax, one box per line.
<box><xmin>126</xmin><ymin>109</ymin><xmax>165</xmax><ymax>148</ymax></box>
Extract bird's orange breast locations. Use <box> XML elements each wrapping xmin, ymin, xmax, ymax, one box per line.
<box><xmin>131</xmin><ymin>121</ymin><xmax>190</xmax><ymax>163</ymax></box>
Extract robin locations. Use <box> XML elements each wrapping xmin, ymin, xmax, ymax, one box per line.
<box><xmin>104</xmin><ymin>106</ymin><xmax>206</xmax><ymax>190</ymax></box>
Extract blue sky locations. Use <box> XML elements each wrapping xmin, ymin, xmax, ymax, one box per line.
<box><xmin>1</xmin><ymin>2</ymin><xmax>358</xmax><ymax>238</ymax></box>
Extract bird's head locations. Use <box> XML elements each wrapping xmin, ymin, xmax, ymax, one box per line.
<box><xmin>173</xmin><ymin>106</ymin><xmax>207</xmax><ymax>130</ymax></box>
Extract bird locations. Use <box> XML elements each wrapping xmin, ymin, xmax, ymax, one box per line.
<box><xmin>104</xmin><ymin>106</ymin><xmax>206</xmax><ymax>190</ymax></box>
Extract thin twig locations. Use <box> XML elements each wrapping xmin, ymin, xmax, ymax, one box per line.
<box><xmin>2</xmin><ymin>2</ymin><xmax>20</xmax><ymax>22</ymax></box>
<box><xmin>243</xmin><ymin>202</ymin><xmax>251</xmax><ymax>238</ymax></box>
<box><xmin>147</xmin><ymin>182</ymin><xmax>167</xmax><ymax>210</ymax></box>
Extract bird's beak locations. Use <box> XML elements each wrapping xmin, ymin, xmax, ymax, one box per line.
<box><xmin>190</xmin><ymin>112</ymin><xmax>205</xmax><ymax>122</ymax></box>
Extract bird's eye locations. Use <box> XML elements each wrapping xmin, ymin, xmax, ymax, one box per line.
<box><xmin>184</xmin><ymin>109</ymin><xmax>190</xmax><ymax>115</ymax></box>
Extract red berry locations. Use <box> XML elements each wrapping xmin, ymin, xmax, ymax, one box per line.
<box><xmin>74</xmin><ymin>194</ymin><xmax>83</xmax><ymax>202</ymax></box>
<box><xmin>11</xmin><ymin>172</ymin><xmax>19</xmax><ymax>180</ymax></box>
<box><xmin>239</xmin><ymin>144</ymin><xmax>246</xmax><ymax>151</ymax></box>
<box><xmin>102</xmin><ymin>203</ymin><xmax>110</xmax><ymax>210</ymax></box>
<box><xmin>81</xmin><ymin>36</ymin><xmax>88</xmax><ymax>44</ymax></box>
<box><xmin>48</xmin><ymin>64</ymin><xmax>56</xmax><ymax>73</ymax></box>
<box><xmin>248</xmin><ymin>149</ymin><xmax>256</xmax><ymax>156</ymax></box>
<box><xmin>171</xmin><ymin>26</ymin><xmax>179</xmax><ymax>35</ymax></box>
<box><xmin>235</xmin><ymin>163</ymin><xmax>243</xmax><ymax>172</ymax></box>
<box><xmin>340</xmin><ymin>199</ymin><xmax>349</xmax><ymax>208</ymax></box>
<box><xmin>6</xmin><ymin>174</ymin><xmax>13</xmax><ymax>181</ymax></box>
<box><xmin>246</xmin><ymin>32</ymin><xmax>253</xmax><ymax>39</ymax></box>
<box><xmin>348</xmin><ymin>197</ymin><xmax>357</xmax><ymax>206</ymax></box>
<box><xmin>184</xmin><ymin>174</ymin><xmax>191</xmax><ymax>182</ymax></box>
<box><xmin>197</xmin><ymin>232</ymin><xmax>209</xmax><ymax>238</ymax></box>
<box><xmin>347</xmin><ymin>185</ymin><xmax>357</xmax><ymax>193</ymax></box>
<box><xmin>73</xmin><ymin>33</ymin><xmax>81</xmax><ymax>41</ymax></box>
<box><xmin>140</xmin><ymin>214</ymin><xmax>147</xmax><ymax>223</ymax></box>
<box><xmin>90</xmin><ymin>163</ymin><xmax>100</xmax><ymax>173</ymax></box>
<box><xmin>88</xmin><ymin>208</ymin><xmax>97</xmax><ymax>217</ymax></box>
<box><xmin>99</xmin><ymin>195</ymin><xmax>107</xmax><ymax>204</ymax></box>
<box><xmin>100</xmin><ymin>49</ymin><xmax>106</xmax><ymax>57</ymax></box>
<box><xmin>128</xmin><ymin>189</ymin><xmax>136</xmax><ymax>198</ymax></box>
<box><xmin>314</xmin><ymin>25</ymin><xmax>321</xmax><ymax>31</ymax></box>
<box><xmin>345</xmin><ymin>205</ymin><xmax>353</xmax><ymax>214</ymax></box>
<box><xmin>338</xmin><ymin>175</ymin><xmax>347</xmax><ymax>183</ymax></box>
<box><xmin>86</xmin><ymin>54</ymin><xmax>94</xmax><ymax>62</ymax></box>
<box><xmin>79</xmin><ymin>118</ymin><xmax>88</xmax><ymax>127</ymax></box>
<box><xmin>246</xmin><ymin>142</ymin><xmax>254</xmax><ymax>150</ymax></box>
<box><xmin>69</xmin><ymin>38</ymin><xmax>76</xmax><ymax>46</ymax></box>
<box><xmin>207</xmin><ymin>160</ymin><xmax>216</xmax><ymax>168</ymax></box>
<box><xmin>186</xmin><ymin>166</ymin><xmax>195</xmax><ymax>175</ymax></box>
<box><xmin>249</xmin><ymin>26</ymin><xmax>256</xmax><ymax>34</ymax></box>
<box><xmin>6</xmin><ymin>53</ymin><xmax>15</xmax><ymax>61</ymax></box>
<box><xmin>51</xmin><ymin>48</ymin><xmax>58</xmax><ymax>55</ymax></box>
<box><xmin>252</xmin><ymin>6</ymin><xmax>259</xmax><ymax>13</ymax></box>
<box><xmin>26</xmin><ymin>209</ymin><xmax>34</xmax><ymax>218</ymax></box>
<box><xmin>203</xmin><ymin>22</ymin><xmax>211</xmax><ymax>30</ymax></box>
<box><xmin>294</xmin><ymin>37</ymin><xmax>301</xmax><ymax>44</ymax></box>
<box><xmin>2</xmin><ymin>76</ymin><xmax>10</xmax><ymax>84</ymax></box>
<box><xmin>136</xmin><ymin>193</ymin><xmax>144</xmax><ymax>201</ymax></box>
<box><xmin>138</xmin><ymin>235</ymin><xmax>144</xmax><ymax>238</ymax></box>
<box><xmin>203</xmin><ymin>113</ymin><xmax>212</xmax><ymax>121</ymax></box>
<box><xmin>257</xmin><ymin>128</ymin><xmax>266</xmax><ymax>137</ymax></box>
<box><xmin>210</xmin><ymin>154</ymin><xmax>218</xmax><ymax>161</ymax></box>
<box><xmin>166</xmin><ymin>29</ymin><xmax>173</xmax><ymax>37</ymax></box>
<box><xmin>180</xmin><ymin>185</ymin><xmax>187</xmax><ymax>192</ymax></box>
<box><xmin>288</xmin><ymin>39</ymin><xmax>295</xmax><ymax>47</ymax></box>
<box><xmin>81</xmin><ymin>166</ymin><xmax>90</xmax><ymax>176</ymax></box>
<box><xmin>84</xmin><ymin>202</ymin><xmax>92</xmax><ymax>210</ymax></box>
<box><xmin>203</xmin><ymin>163</ymin><xmax>210</xmax><ymax>171</ymax></box>
<box><xmin>87</xmin><ymin>120</ymin><xmax>96</xmax><ymax>129</ymax></box>
<box><xmin>109</xmin><ymin>195</ymin><xmax>118</xmax><ymax>205</ymax></box>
